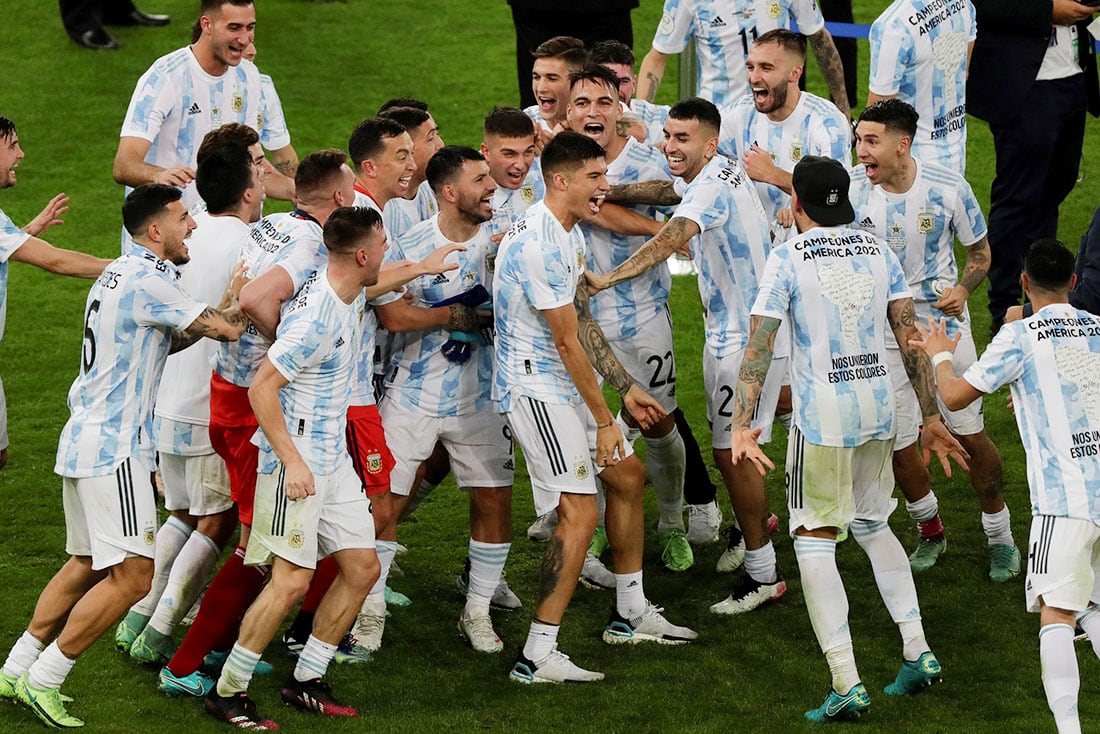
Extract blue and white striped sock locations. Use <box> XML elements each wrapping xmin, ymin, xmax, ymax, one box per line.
<box><xmin>293</xmin><ymin>635</ymin><xmax>337</xmax><ymax>682</ymax></box>
<box><xmin>466</xmin><ymin>540</ymin><xmax>510</xmax><ymax>615</ymax></box>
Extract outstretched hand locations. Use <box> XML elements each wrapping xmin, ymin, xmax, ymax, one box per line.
<box><xmin>24</xmin><ymin>193</ymin><xmax>70</xmax><ymax>237</ymax></box>
<box><xmin>731</xmin><ymin>427</ymin><xmax>774</xmax><ymax>476</ymax></box>
<box><xmin>920</xmin><ymin>419</ymin><xmax>970</xmax><ymax>478</ymax></box>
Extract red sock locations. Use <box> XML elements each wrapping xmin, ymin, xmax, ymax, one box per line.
<box><xmin>166</xmin><ymin>546</ymin><xmax>268</xmax><ymax>676</ymax></box>
<box><xmin>300</xmin><ymin>557</ymin><xmax>339</xmax><ymax>614</ymax></box>
<box><xmin>918</xmin><ymin>515</ymin><xmax>945</xmax><ymax>539</ymax></box>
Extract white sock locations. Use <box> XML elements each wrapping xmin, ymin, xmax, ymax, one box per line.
<box><xmin>1040</xmin><ymin>624</ymin><xmax>1081</xmax><ymax>734</ymax></box>
<box><xmin>851</xmin><ymin>520</ymin><xmax>928</xmax><ymax>660</ymax></box>
<box><xmin>293</xmin><ymin>635</ymin><xmax>337</xmax><ymax>682</ymax></box>
<box><xmin>148</xmin><ymin>530</ymin><xmax>220</xmax><ymax>636</ymax></box>
<box><xmin>982</xmin><ymin>506</ymin><xmax>1014</xmax><ymax>546</ymax></box>
<box><xmin>905</xmin><ymin>491</ymin><xmax>939</xmax><ymax>523</ymax></box>
<box><xmin>466</xmin><ymin>540</ymin><xmax>509</xmax><ymax>615</ymax></box>
<box><xmin>614</xmin><ymin>570</ymin><xmax>646</xmax><ymax>619</ymax></box>
<box><xmin>522</xmin><ymin>621</ymin><xmax>558</xmax><ymax>662</ymax></box>
<box><xmin>363</xmin><ymin>540</ymin><xmax>397</xmax><ymax>611</ymax></box>
<box><xmin>645</xmin><ymin>429</ymin><xmax>686</xmax><ymax>532</ymax></box>
<box><xmin>744</xmin><ymin>541</ymin><xmax>777</xmax><ymax>583</ymax></box>
<box><xmin>3</xmin><ymin>631</ymin><xmax>44</xmax><ymax>679</ymax></box>
<box><xmin>1076</xmin><ymin>605</ymin><xmax>1100</xmax><ymax>660</ymax></box>
<box><xmin>130</xmin><ymin>515</ymin><xmax>192</xmax><ymax>617</ymax></box>
<box><xmin>794</xmin><ymin>536</ymin><xmax>859</xmax><ymax>694</ymax></box>
<box><xmin>216</xmin><ymin>643</ymin><xmax>260</xmax><ymax>697</ymax></box>
<box><xmin>26</xmin><ymin>642</ymin><xmax>75</xmax><ymax>691</ymax></box>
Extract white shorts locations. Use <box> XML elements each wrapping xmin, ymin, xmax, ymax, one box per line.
<box><xmin>63</xmin><ymin>457</ymin><xmax>158</xmax><ymax>571</ymax></box>
<box><xmin>1025</xmin><ymin>515</ymin><xmax>1100</xmax><ymax>614</ymax></box>
<box><xmin>606</xmin><ymin>308</ymin><xmax>678</xmax><ymax>414</ymax></box>
<box><xmin>890</xmin><ymin>330</ymin><xmax>984</xmax><ymax>450</ymax></box>
<box><xmin>379</xmin><ymin>399</ymin><xmax>514</xmax><ymax>496</ymax></box>
<box><xmin>160</xmin><ymin>452</ymin><xmax>233</xmax><ymax>516</ymax></box>
<box><xmin>786</xmin><ymin>426</ymin><xmax>897</xmax><ymax>535</ymax></box>
<box><xmin>703</xmin><ymin>346</ymin><xmax>786</xmax><ymax>448</ymax></box>
<box><xmin>246</xmin><ymin>452</ymin><xmax>375</xmax><ymax>569</ymax></box>
<box><xmin>506</xmin><ymin>396</ymin><xmax>634</xmax><ymax>517</ymax></box>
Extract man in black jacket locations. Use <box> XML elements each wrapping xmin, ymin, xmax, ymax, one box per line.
<box><xmin>59</xmin><ymin>0</ymin><xmax>170</xmax><ymax>51</ymax></box>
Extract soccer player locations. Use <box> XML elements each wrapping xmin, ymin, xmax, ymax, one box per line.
<box><xmin>567</xmin><ymin>66</ymin><xmax>693</xmax><ymax>575</ymax></box>
<box><xmin>590</xmin><ymin>40</ymin><xmax>670</xmax><ymax>147</ymax></box>
<box><xmin>637</xmin><ymin>0</ymin><xmax>850</xmax><ymax>117</ymax></box>
<box><xmin>718</xmin><ymin>30</ymin><xmax>851</xmax><ymax>223</ymax></box>
<box><xmin>497</xmin><ymin>132</ymin><xmax>695</xmax><ymax>685</ymax></box>
<box><xmin>911</xmin><ymin>238</ymin><xmax>1100</xmax><ymax>734</ymax></box>
<box><xmin>378</xmin><ymin>100</ymin><xmax>445</xmax><ymax>239</ymax></box>
<box><xmin>586</xmin><ymin>98</ymin><xmax>785</xmax><ymax>615</ymax></box>
<box><xmin>113</xmin><ymin>0</ymin><xmax>264</xmax><ymax>215</ymax></box>
<box><xmin>204</xmin><ymin>207</ymin><xmax>386</xmax><ymax>729</ymax></box>
<box><xmin>525</xmin><ymin>36</ymin><xmax>588</xmax><ymax>134</ymax></box>
<box><xmin>850</xmin><ymin>100</ymin><xmax>1019</xmax><ymax>580</ymax></box>
<box><xmin>0</xmin><ymin>184</ymin><xmax>246</xmax><ymax>729</ymax></box>
<box><xmin>482</xmin><ymin>106</ymin><xmax>545</xmax><ymax>241</ymax></box>
<box><xmin>119</xmin><ymin>129</ymin><xmax>266</xmax><ymax>666</ymax></box>
<box><xmin>731</xmin><ymin>156</ymin><xmax>959</xmax><ymax>722</ymax></box>
<box><xmin>867</xmin><ymin>0</ymin><xmax>975</xmax><ymax>174</ymax></box>
<box><xmin>0</xmin><ymin>116</ymin><xmax>110</xmax><ymax>471</ymax></box>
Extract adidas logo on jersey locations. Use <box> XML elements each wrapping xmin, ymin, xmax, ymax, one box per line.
<box><xmin>430</xmin><ymin>273</ymin><xmax>450</xmax><ymax>285</ymax></box>
<box><xmin>334</xmin><ymin>336</ymin><xmax>345</xmax><ymax>349</ymax></box>
<box><xmin>859</xmin><ymin>217</ymin><xmax>874</xmax><ymax>228</ymax></box>
<box><xmin>710</xmin><ymin>15</ymin><xmax>726</xmax><ymax>27</ymax></box>
<box><xmin>187</xmin><ymin>102</ymin><xmax>202</xmax><ymax>116</ymax></box>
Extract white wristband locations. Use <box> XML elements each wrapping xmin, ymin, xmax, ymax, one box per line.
<box><xmin>931</xmin><ymin>351</ymin><xmax>953</xmax><ymax>369</ymax></box>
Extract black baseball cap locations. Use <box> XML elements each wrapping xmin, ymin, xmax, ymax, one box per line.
<box><xmin>792</xmin><ymin>156</ymin><xmax>855</xmax><ymax>227</ymax></box>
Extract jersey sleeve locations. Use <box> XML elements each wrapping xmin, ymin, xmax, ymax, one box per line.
<box><xmin>266</xmin><ymin>308</ymin><xmax>333</xmax><ymax>382</ymax></box>
<box><xmin>520</xmin><ymin>238</ymin><xmax>575</xmax><ymax>311</ymax></box>
<box><xmin>674</xmin><ymin>180</ymin><xmax>729</xmax><ymax>235</ymax></box>
<box><xmin>0</xmin><ymin>210</ymin><xmax>30</xmax><ymax>263</ymax></box>
<box><xmin>962</xmin><ymin>324</ymin><xmax>1026</xmax><ymax>393</ymax></box>
<box><xmin>808</xmin><ymin>112</ymin><xmax>852</xmax><ymax>162</ymax></box>
<box><xmin>954</xmin><ymin>177</ymin><xmax>988</xmax><ymax>246</ymax></box>
<box><xmin>751</xmin><ymin>248</ymin><xmax>792</xmax><ymax>321</ymax></box>
<box><xmin>274</xmin><ymin>237</ymin><xmax>326</xmax><ymax>294</ymax></box>
<box><xmin>132</xmin><ymin>270</ymin><xmax>208</xmax><ymax>330</ymax></box>
<box><xmin>120</xmin><ymin>65</ymin><xmax>176</xmax><ymax>143</ymax></box>
<box><xmin>868</xmin><ymin>18</ymin><xmax>913</xmax><ymax>96</ymax></box>
<box><xmin>790</xmin><ymin>0</ymin><xmax>826</xmax><ymax>36</ymax></box>
<box><xmin>258</xmin><ymin>74</ymin><xmax>292</xmax><ymax>151</ymax></box>
<box><xmin>651</xmin><ymin>0</ymin><xmax>695</xmax><ymax>54</ymax></box>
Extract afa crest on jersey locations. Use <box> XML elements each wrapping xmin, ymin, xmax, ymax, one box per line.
<box><xmin>789</xmin><ymin>141</ymin><xmax>803</xmax><ymax>162</ymax></box>
<box><xmin>917</xmin><ymin>209</ymin><xmax>936</xmax><ymax>234</ymax></box>
<box><xmin>521</xmin><ymin>185</ymin><xmax>536</xmax><ymax>203</ymax></box>
<box><xmin>232</xmin><ymin>93</ymin><xmax>243</xmax><ymax>113</ymax></box>
<box><xmin>768</xmin><ymin>2</ymin><xmax>782</xmax><ymax>18</ymax></box>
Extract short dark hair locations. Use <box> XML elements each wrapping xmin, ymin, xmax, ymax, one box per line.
<box><xmin>323</xmin><ymin>206</ymin><xmax>383</xmax><ymax>254</ymax></box>
<box><xmin>668</xmin><ymin>97</ymin><xmax>722</xmax><ymax>135</ymax></box>
<box><xmin>858</xmin><ymin>99</ymin><xmax>919</xmax><ymax>141</ymax></box>
<box><xmin>532</xmin><ymin>36</ymin><xmax>588</xmax><ymax>71</ymax></box>
<box><xmin>754</xmin><ymin>28</ymin><xmax>807</xmax><ymax>61</ymax></box>
<box><xmin>122</xmin><ymin>184</ymin><xmax>182</xmax><ymax>237</ymax></box>
<box><xmin>0</xmin><ymin>115</ymin><xmax>14</xmax><ymax>141</ymax></box>
<box><xmin>569</xmin><ymin>65</ymin><xmax>621</xmax><ymax>97</ymax></box>
<box><xmin>1023</xmin><ymin>238</ymin><xmax>1076</xmax><ymax>291</ymax></box>
<box><xmin>294</xmin><ymin>149</ymin><xmax>348</xmax><ymax>199</ymax></box>
<box><xmin>378</xmin><ymin>97</ymin><xmax>428</xmax><ymax>114</ymax></box>
<box><xmin>541</xmin><ymin>131</ymin><xmax>604</xmax><ymax>178</ymax></box>
<box><xmin>589</xmin><ymin>39</ymin><xmax>634</xmax><ymax>68</ymax></box>
<box><xmin>426</xmin><ymin>146</ymin><xmax>485</xmax><ymax>194</ymax></box>
<box><xmin>200</xmin><ymin>0</ymin><xmax>252</xmax><ymax>13</ymax></box>
<box><xmin>348</xmin><ymin>117</ymin><xmax>408</xmax><ymax>166</ymax></box>
<box><xmin>378</xmin><ymin>106</ymin><xmax>431</xmax><ymax>134</ymax></box>
<box><xmin>483</xmin><ymin>106</ymin><xmax>536</xmax><ymax>140</ymax></box>
<box><xmin>196</xmin><ymin>123</ymin><xmax>258</xmax><ymax>166</ymax></box>
<box><xmin>197</xmin><ymin>143</ymin><xmax>254</xmax><ymax>215</ymax></box>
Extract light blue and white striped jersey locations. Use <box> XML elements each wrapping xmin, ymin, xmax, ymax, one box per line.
<box><xmin>488</xmin><ymin>163</ymin><xmax>545</xmax><ymax>240</ymax></box>
<box><xmin>753</xmin><ymin>228</ymin><xmax>910</xmax><ymax>447</ymax></box>
<box><xmin>652</xmin><ymin>0</ymin><xmax>825</xmax><ymax>107</ymax></box>
<box><xmin>120</xmin><ymin>47</ymin><xmax>263</xmax><ymax>213</ymax></box>
<box><xmin>718</xmin><ymin>91</ymin><xmax>851</xmax><ymax>219</ymax></box>
<box><xmin>348</xmin><ymin>191</ymin><xmax>386</xmax><ymax>407</ymax></box>
<box><xmin>55</xmin><ymin>246</ymin><xmax>207</xmax><ymax>477</ymax></box>
<box><xmin>493</xmin><ymin>201</ymin><xmax>586</xmax><ymax>411</ymax></box>
<box><xmin>155</xmin><ymin>214</ymin><xmax>250</xmax><ymax>455</ymax></box>
<box><xmin>964</xmin><ymin>304</ymin><xmax>1100</xmax><ymax>522</ymax></box>
<box><xmin>849</xmin><ymin>158</ymin><xmax>985</xmax><ymax>341</ymax></box>
<box><xmin>384</xmin><ymin>181</ymin><xmax>438</xmax><ymax>241</ymax></box>
<box><xmin>581</xmin><ymin>137</ymin><xmax>673</xmax><ymax>340</ymax></box>
<box><xmin>257</xmin><ymin>73</ymin><xmax>291</xmax><ymax>151</ymax></box>
<box><xmin>211</xmin><ymin>210</ymin><xmax>326</xmax><ymax>388</ymax></box>
<box><xmin>868</xmin><ymin>0</ymin><xmax>975</xmax><ymax>174</ymax></box>
<box><xmin>258</xmin><ymin>268</ymin><xmax>362</xmax><ymax>475</ymax></box>
<box><xmin>630</xmin><ymin>99</ymin><xmax>671</xmax><ymax>146</ymax></box>
<box><xmin>522</xmin><ymin>106</ymin><xmax>555</xmax><ymax>134</ymax></box>
<box><xmin>0</xmin><ymin>209</ymin><xmax>31</xmax><ymax>346</ymax></box>
<box><xmin>674</xmin><ymin>155</ymin><xmax>771</xmax><ymax>356</ymax></box>
<box><xmin>383</xmin><ymin>215</ymin><xmax>495</xmax><ymax>416</ymax></box>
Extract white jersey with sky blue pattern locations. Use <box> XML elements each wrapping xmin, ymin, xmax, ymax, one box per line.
<box><xmin>258</xmin><ymin>268</ymin><xmax>362</xmax><ymax>475</ymax></box>
<box><xmin>849</xmin><ymin>158</ymin><xmax>985</xmax><ymax>341</ymax></box>
<box><xmin>964</xmin><ymin>304</ymin><xmax>1100</xmax><ymax>522</ymax></box>
<box><xmin>257</xmin><ymin>73</ymin><xmax>291</xmax><ymax>151</ymax></box>
<box><xmin>55</xmin><ymin>246</ymin><xmax>207</xmax><ymax>477</ymax></box>
<box><xmin>0</xmin><ymin>209</ymin><xmax>31</xmax><ymax>346</ymax></box>
<box><xmin>383</xmin><ymin>215</ymin><xmax>496</xmax><ymax>416</ymax></box>
<box><xmin>718</xmin><ymin>91</ymin><xmax>851</xmax><ymax>220</ymax></box>
<box><xmin>582</xmin><ymin>136</ymin><xmax>673</xmax><ymax>340</ymax></box>
<box><xmin>384</xmin><ymin>181</ymin><xmax>438</xmax><ymax>241</ymax></box>
<box><xmin>488</xmin><ymin>164</ymin><xmax>545</xmax><ymax>240</ymax></box>
<box><xmin>120</xmin><ymin>47</ymin><xmax>263</xmax><ymax>213</ymax></box>
<box><xmin>211</xmin><ymin>211</ymin><xmax>326</xmax><ymax>388</ymax></box>
<box><xmin>752</xmin><ymin>227</ymin><xmax>911</xmax><ymax>447</ymax></box>
<box><xmin>651</xmin><ymin>0</ymin><xmax>825</xmax><ymax>107</ymax></box>
<box><xmin>348</xmin><ymin>191</ymin><xmax>387</xmax><ymax>407</ymax></box>
<box><xmin>868</xmin><ymin>0</ymin><xmax>975</xmax><ymax>173</ymax></box>
<box><xmin>674</xmin><ymin>155</ymin><xmax>771</xmax><ymax>357</ymax></box>
<box><xmin>493</xmin><ymin>201</ymin><xmax>586</xmax><ymax>412</ymax></box>
<box><xmin>630</xmin><ymin>99</ymin><xmax>672</xmax><ymax>146</ymax></box>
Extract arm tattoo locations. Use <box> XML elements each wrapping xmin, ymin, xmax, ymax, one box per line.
<box><xmin>732</xmin><ymin>316</ymin><xmax>780</xmax><ymax>429</ymax></box>
<box><xmin>643</xmin><ymin>72</ymin><xmax>661</xmax><ymax>103</ymax></box>
<box><xmin>169</xmin><ymin>330</ymin><xmax>202</xmax><ymax>353</ymax></box>
<box><xmin>574</xmin><ymin>282</ymin><xmax>634</xmax><ymax>394</ymax></box>
<box><xmin>272</xmin><ymin>159</ymin><xmax>296</xmax><ymax>178</ymax></box>
<box><xmin>604</xmin><ymin>217</ymin><xmax>693</xmax><ymax>289</ymax></box>
<box><xmin>538</xmin><ymin>536</ymin><xmax>564</xmax><ymax>603</ymax></box>
<box><xmin>607</xmin><ymin>180</ymin><xmax>681</xmax><ymax>207</ymax></box>
<box><xmin>808</xmin><ymin>30</ymin><xmax>852</xmax><ymax>119</ymax></box>
<box><xmin>176</xmin><ymin>307</ymin><xmax>248</xmax><ymax>352</ymax></box>
<box><xmin>960</xmin><ymin>240</ymin><xmax>991</xmax><ymax>295</ymax></box>
<box><xmin>890</xmin><ymin>299</ymin><xmax>940</xmax><ymax>419</ymax></box>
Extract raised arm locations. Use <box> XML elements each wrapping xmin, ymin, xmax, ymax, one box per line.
<box><xmin>10</xmin><ymin>237</ymin><xmax>110</xmax><ymax>278</ymax></box>
<box><xmin>585</xmin><ymin>216</ymin><xmax>700</xmax><ymax>293</ymax></box>
<box><xmin>637</xmin><ymin>48</ymin><xmax>670</xmax><ymax>103</ymax></box>
<box><xmin>807</xmin><ymin>28</ymin><xmax>852</xmax><ymax>120</ymax></box>
<box><xmin>113</xmin><ymin>136</ymin><xmax>195</xmax><ymax>189</ymax></box>
<box><xmin>605</xmin><ymin>180</ymin><xmax>682</xmax><ymax>207</ymax></box>
<box><xmin>934</xmin><ymin>236</ymin><xmax>991</xmax><ymax>317</ymax></box>
<box><xmin>263</xmin><ymin>143</ymin><xmax>299</xmax><ymax>201</ymax></box>
<box><xmin>169</xmin><ymin>304</ymin><xmax>249</xmax><ymax>353</ymax></box>
<box><xmin>591</xmin><ymin>203</ymin><xmax>664</xmax><ymax>238</ymax></box>
<box><xmin>910</xmin><ymin>316</ymin><xmax>985</xmax><ymax>411</ymax></box>
<box><xmin>239</xmin><ymin>265</ymin><xmax>296</xmax><ymax>341</ymax></box>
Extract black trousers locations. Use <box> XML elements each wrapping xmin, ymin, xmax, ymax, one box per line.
<box><xmin>986</xmin><ymin>74</ymin><xmax>1087</xmax><ymax>321</ymax></box>
<box><xmin>511</xmin><ymin>6</ymin><xmax>633</xmax><ymax>108</ymax></box>
<box><xmin>59</xmin><ymin>0</ymin><xmax>137</xmax><ymax>35</ymax></box>
<box><xmin>817</xmin><ymin>0</ymin><xmax>857</xmax><ymax>107</ymax></box>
